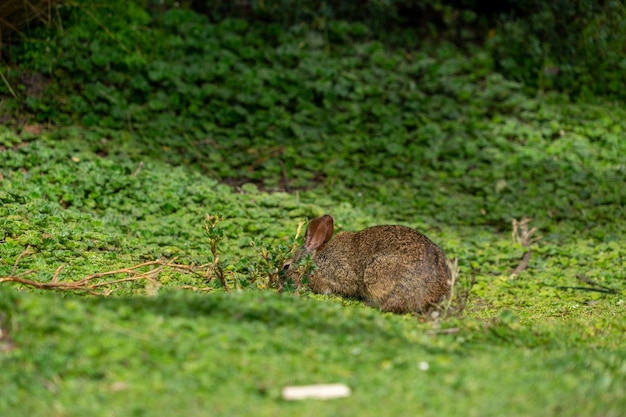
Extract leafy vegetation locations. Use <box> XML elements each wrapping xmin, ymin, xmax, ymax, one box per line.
<box><xmin>488</xmin><ymin>0</ymin><xmax>626</xmax><ymax>98</ymax></box>
<box><xmin>1</xmin><ymin>288</ymin><xmax>625</xmax><ymax>417</ymax></box>
<box><xmin>1</xmin><ymin>1</ymin><xmax>625</xmax><ymax>416</ymax></box>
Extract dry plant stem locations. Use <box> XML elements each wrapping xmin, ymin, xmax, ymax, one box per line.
<box><xmin>203</xmin><ymin>214</ymin><xmax>230</xmax><ymax>292</ymax></box>
<box><xmin>426</xmin><ymin>327</ymin><xmax>460</xmax><ymax>335</ymax></box>
<box><xmin>131</xmin><ymin>161</ymin><xmax>144</xmax><ymax>177</ymax></box>
<box><xmin>289</xmin><ymin>219</ymin><xmax>308</xmax><ymax>292</ymax></box>
<box><xmin>511</xmin><ymin>250</ymin><xmax>532</xmax><ymax>277</ymax></box>
<box><xmin>0</xmin><ymin>0</ymin><xmax>62</xmax><ymax>35</ymax></box>
<box><xmin>555</xmin><ymin>274</ymin><xmax>618</xmax><ymax>294</ymax></box>
<box><xmin>510</xmin><ymin>217</ymin><xmax>542</xmax><ymax>279</ymax></box>
<box><xmin>0</xmin><ymin>69</ymin><xmax>18</xmax><ymax>99</ymax></box>
<box><xmin>262</xmin><ymin>250</ymin><xmax>282</xmax><ymax>290</ymax></box>
<box><xmin>0</xmin><ymin>249</ymin><xmax>214</xmax><ymax>295</ymax></box>
<box><xmin>178</xmin><ymin>285</ymin><xmax>213</xmax><ymax>292</ymax></box>
<box><xmin>51</xmin><ymin>263</ymin><xmax>64</xmax><ymax>283</ymax></box>
<box><xmin>11</xmin><ymin>246</ymin><xmax>34</xmax><ymax>276</ymax></box>
<box><xmin>442</xmin><ymin>257</ymin><xmax>459</xmax><ymax>315</ymax></box>
<box><xmin>279</xmin><ymin>159</ymin><xmax>291</xmax><ymax>192</ymax></box>
<box><xmin>218</xmin><ymin>269</ymin><xmax>230</xmax><ymax>291</ymax></box>
<box><xmin>211</xmin><ymin>256</ymin><xmax>229</xmax><ymax>292</ymax></box>
<box><xmin>437</xmin><ymin>258</ymin><xmax>475</xmax><ymax>319</ymax></box>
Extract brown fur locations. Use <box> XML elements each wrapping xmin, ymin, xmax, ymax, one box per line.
<box><xmin>292</xmin><ymin>215</ymin><xmax>451</xmax><ymax>314</ymax></box>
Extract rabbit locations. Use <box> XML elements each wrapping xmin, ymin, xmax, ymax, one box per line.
<box><xmin>287</xmin><ymin>214</ymin><xmax>451</xmax><ymax>314</ymax></box>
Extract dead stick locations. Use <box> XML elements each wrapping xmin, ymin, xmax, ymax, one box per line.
<box><xmin>426</xmin><ymin>327</ymin><xmax>460</xmax><ymax>335</ymax></box>
<box><xmin>510</xmin><ymin>249</ymin><xmax>532</xmax><ymax>279</ymax></box>
<box><xmin>51</xmin><ymin>264</ymin><xmax>65</xmax><ymax>283</ymax></box>
<box><xmin>279</xmin><ymin>159</ymin><xmax>291</xmax><ymax>192</ymax></box>
<box><xmin>89</xmin><ymin>274</ymin><xmax>161</xmax><ymax>288</ymax></box>
<box><xmin>11</xmin><ymin>247</ymin><xmax>33</xmax><ymax>276</ymax></box>
<box><xmin>1</xmin><ymin>253</ymin><xmax>221</xmax><ymax>295</ymax></box>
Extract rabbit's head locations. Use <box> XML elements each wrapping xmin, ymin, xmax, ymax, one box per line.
<box><xmin>283</xmin><ymin>215</ymin><xmax>334</xmax><ymax>284</ymax></box>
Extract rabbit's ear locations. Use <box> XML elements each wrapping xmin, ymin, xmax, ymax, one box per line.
<box><xmin>305</xmin><ymin>215</ymin><xmax>334</xmax><ymax>250</ymax></box>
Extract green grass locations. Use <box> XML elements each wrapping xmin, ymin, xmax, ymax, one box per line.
<box><xmin>1</xmin><ymin>3</ymin><xmax>625</xmax><ymax>416</ymax></box>
<box><xmin>1</xmin><ymin>289</ymin><xmax>624</xmax><ymax>417</ymax></box>
<box><xmin>1</xmin><ymin>133</ymin><xmax>624</xmax><ymax>416</ymax></box>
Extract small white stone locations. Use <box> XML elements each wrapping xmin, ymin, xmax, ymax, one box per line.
<box><xmin>282</xmin><ymin>384</ymin><xmax>352</xmax><ymax>401</ymax></box>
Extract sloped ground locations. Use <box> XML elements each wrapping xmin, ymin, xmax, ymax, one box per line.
<box><xmin>1</xmin><ymin>5</ymin><xmax>625</xmax><ymax>416</ymax></box>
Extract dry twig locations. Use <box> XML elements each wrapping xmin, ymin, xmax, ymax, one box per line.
<box><xmin>426</xmin><ymin>327</ymin><xmax>461</xmax><ymax>335</ymax></box>
<box><xmin>0</xmin><ymin>248</ymin><xmax>215</xmax><ymax>296</ymax></box>
<box><xmin>555</xmin><ymin>274</ymin><xmax>619</xmax><ymax>294</ymax></box>
<box><xmin>510</xmin><ymin>217</ymin><xmax>542</xmax><ymax>279</ymax></box>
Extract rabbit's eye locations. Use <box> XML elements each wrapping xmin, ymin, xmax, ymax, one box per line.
<box><xmin>282</xmin><ymin>263</ymin><xmax>291</xmax><ymax>271</ymax></box>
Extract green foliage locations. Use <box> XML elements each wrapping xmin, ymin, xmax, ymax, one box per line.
<box><xmin>187</xmin><ymin>0</ymin><xmax>626</xmax><ymax>100</ymax></box>
<box><xmin>0</xmin><ymin>130</ymin><xmax>320</xmax><ymax>292</ymax></box>
<box><xmin>0</xmin><ymin>3</ymin><xmax>625</xmax><ymax>414</ymax></box>
<box><xmin>203</xmin><ymin>0</ymin><xmax>393</xmax><ymax>26</ymax></box>
<box><xmin>487</xmin><ymin>0</ymin><xmax>626</xmax><ymax>99</ymax></box>
<box><xmin>2</xmin><ymin>2</ymin><xmax>625</xmax><ymax>232</ymax></box>
<box><xmin>1</xmin><ymin>288</ymin><xmax>625</xmax><ymax>416</ymax></box>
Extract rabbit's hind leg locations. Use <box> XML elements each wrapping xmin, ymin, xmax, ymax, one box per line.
<box><xmin>363</xmin><ymin>255</ymin><xmax>425</xmax><ymax>314</ymax></box>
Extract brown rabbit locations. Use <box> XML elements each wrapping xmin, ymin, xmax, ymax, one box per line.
<box><xmin>289</xmin><ymin>215</ymin><xmax>451</xmax><ymax>314</ymax></box>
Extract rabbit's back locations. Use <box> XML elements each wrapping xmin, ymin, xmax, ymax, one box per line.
<box><xmin>352</xmin><ymin>225</ymin><xmax>444</xmax><ymax>259</ymax></box>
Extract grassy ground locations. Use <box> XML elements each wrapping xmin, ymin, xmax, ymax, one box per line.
<box><xmin>1</xmin><ymin>289</ymin><xmax>625</xmax><ymax>417</ymax></box>
<box><xmin>1</xmin><ymin>132</ymin><xmax>624</xmax><ymax>416</ymax></box>
<box><xmin>1</xmin><ymin>5</ymin><xmax>625</xmax><ymax>416</ymax></box>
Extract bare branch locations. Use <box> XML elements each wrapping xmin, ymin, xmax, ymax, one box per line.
<box><xmin>11</xmin><ymin>246</ymin><xmax>33</xmax><ymax>277</ymax></box>
<box><xmin>510</xmin><ymin>217</ymin><xmax>542</xmax><ymax>279</ymax></box>
<box><xmin>51</xmin><ymin>264</ymin><xmax>65</xmax><ymax>283</ymax></box>
<box><xmin>0</xmin><ymin>250</ymin><xmax>217</xmax><ymax>296</ymax></box>
<box><xmin>511</xmin><ymin>249</ymin><xmax>532</xmax><ymax>277</ymax></box>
